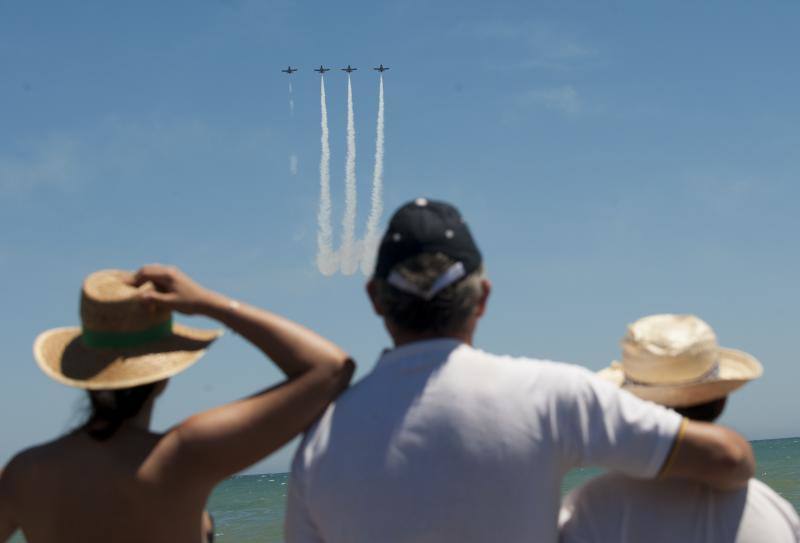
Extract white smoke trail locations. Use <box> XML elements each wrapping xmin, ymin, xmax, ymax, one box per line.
<box><xmin>339</xmin><ymin>75</ymin><xmax>359</xmax><ymax>275</ymax></box>
<box><xmin>360</xmin><ymin>75</ymin><xmax>385</xmax><ymax>275</ymax></box>
<box><xmin>316</xmin><ymin>77</ymin><xmax>337</xmax><ymax>276</ymax></box>
<box><xmin>288</xmin><ymin>82</ymin><xmax>296</xmax><ymax>176</ymax></box>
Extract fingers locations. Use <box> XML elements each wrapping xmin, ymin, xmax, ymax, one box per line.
<box><xmin>132</xmin><ymin>264</ymin><xmax>178</xmax><ymax>289</ymax></box>
<box><xmin>129</xmin><ymin>264</ymin><xmax>203</xmax><ymax>314</ymax></box>
<box><xmin>139</xmin><ymin>289</ymin><xmax>177</xmax><ymax>309</ymax></box>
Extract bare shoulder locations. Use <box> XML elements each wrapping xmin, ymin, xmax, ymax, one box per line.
<box><xmin>0</xmin><ymin>444</ymin><xmax>45</xmax><ymax>503</ymax></box>
<box><xmin>4</xmin><ymin>436</ymin><xmax>62</xmax><ymax>474</ymax></box>
<box><xmin>2</xmin><ymin>434</ymin><xmax>77</xmax><ymax>488</ymax></box>
<box><xmin>136</xmin><ymin>423</ymin><xmax>217</xmax><ymax>489</ymax></box>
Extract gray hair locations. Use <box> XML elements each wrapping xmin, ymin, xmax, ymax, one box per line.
<box><xmin>374</xmin><ymin>252</ymin><xmax>485</xmax><ymax>334</ymax></box>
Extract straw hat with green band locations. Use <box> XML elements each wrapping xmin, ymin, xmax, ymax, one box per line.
<box><xmin>34</xmin><ymin>269</ymin><xmax>222</xmax><ymax>390</ymax></box>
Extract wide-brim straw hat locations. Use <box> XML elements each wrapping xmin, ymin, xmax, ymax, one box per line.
<box><xmin>598</xmin><ymin>314</ymin><xmax>762</xmax><ymax>407</ymax></box>
<box><xmin>34</xmin><ymin>269</ymin><xmax>222</xmax><ymax>390</ymax></box>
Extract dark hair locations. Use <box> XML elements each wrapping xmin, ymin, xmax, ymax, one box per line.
<box><xmin>674</xmin><ymin>396</ymin><xmax>727</xmax><ymax>423</ymax></box>
<box><xmin>84</xmin><ymin>382</ymin><xmax>159</xmax><ymax>441</ymax></box>
<box><xmin>374</xmin><ymin>252</ymin><xmax>484</xmax><ymax>334</ymax></box>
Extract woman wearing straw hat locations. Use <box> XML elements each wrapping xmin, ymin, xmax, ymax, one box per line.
<box><xmin>0</xmin><ymin>264</ymin><xmax>354</xmax><ymax>543</ymax></box>
<box><xmin>560</xmin><ymin>314</ymin><xmax>800</xmax><ymax>542</ymax></box>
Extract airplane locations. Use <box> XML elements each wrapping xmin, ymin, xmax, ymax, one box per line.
<box><xmin>341</xmin><ymin>65</ymin><xmax>357</xmax><ymax>73</ymax></box>
<box><xmin>373</xmin><ymin>64</ymin><xmax>390</xmax><ymax>72</ymax></box>
<box><xmin>281</xmin><ymin>66</ymin><xmax>297</xmax><ymax>74</ymax></box>
<box><xmin>314</xmin><ymin>65</ymin><xmax>330</xmax><ymax>74</ymax></box>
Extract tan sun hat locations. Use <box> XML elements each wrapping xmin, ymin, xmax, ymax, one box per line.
<box><xmin>33</xmin><ymin>269</ymin><xmax>222</xmax><ymax>390</ymax></box>
<box><xmin>598</xmin><ymin>314</ymin><xmax>763</xmax><ymax>407</ymax></box>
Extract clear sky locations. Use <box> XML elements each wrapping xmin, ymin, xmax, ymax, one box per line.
<box><xmin>2</xmin><ymin>0</ymin><xmax>799</xmax><ymax>474</ymax></box>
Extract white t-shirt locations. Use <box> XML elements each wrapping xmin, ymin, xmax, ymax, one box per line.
<box><xmin>285</xmin><ymin>339</ymin><xmax>683</xmax><ymax>543</ymax></box>
<box><xmin>560</xmin><ymin>475</ymin><xmax>800</xmax><ymax>543</ymax></box>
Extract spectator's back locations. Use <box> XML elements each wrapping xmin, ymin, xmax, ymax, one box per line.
<box><xmin>287</xmin><ymin>340</ymin><xmax>681</xmax><ymax>543</ymax></box>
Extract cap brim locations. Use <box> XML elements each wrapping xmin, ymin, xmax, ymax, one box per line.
<box><xmin>598</xmin><ymin>347</ymin><xmax>763</xmax><ymax>407</ymax></box>
<box><xmin>33</xmin><ymin>324</ymin><xmax>222</xmax><ymax>390</ymax></box>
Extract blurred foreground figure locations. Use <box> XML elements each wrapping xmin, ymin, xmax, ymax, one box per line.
<box><xmin>285</xmin><ymin>199</ymin><xmax>755</xmax><ymax>543</ymax></box>
<box><xmin>0</xmin><ymin>266</ymin><xmax>353</xmax><ymax>543</ymax></box>
<box><xmin>560</xmin><ymin>314</ymin><xmax>799</xmax><ymax>542</ymax></box>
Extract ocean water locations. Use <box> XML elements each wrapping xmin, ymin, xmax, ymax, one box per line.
<box><xmin>210</xmin><ymin>438</ymin><xmax>800</xmax><ymax>542</ymax></box>
<box><xmin>9</xmin><ymin>438</ymin><xmax>799</xmax><ymax>542</ymax></box>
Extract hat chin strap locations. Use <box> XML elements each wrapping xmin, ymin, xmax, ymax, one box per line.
<box><xmin>387</xmin><ymin>262</ymin><xmax>466</xmax><ymax>301</ymax></box>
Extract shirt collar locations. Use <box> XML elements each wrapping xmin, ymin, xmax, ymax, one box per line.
<box><xmin>377</xmin><ymin>338</ymin><xmax>466</xmax><ymax>366</ymax></box>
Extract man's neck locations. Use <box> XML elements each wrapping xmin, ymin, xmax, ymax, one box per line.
<box><xmin>391</xmin><ymin>330</ymin><xmax>473</xmax><ymax>348</ymax></box>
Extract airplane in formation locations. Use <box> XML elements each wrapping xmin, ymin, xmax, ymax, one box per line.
<box><xmin>281</xmin><ymin>66</ymin><xmax>297</xmax><ymax>74</ymax></box>
<box><xmin>301</xmin><ymin>64</ymin><xmax>389</xmax><ymax>74</ymax></box>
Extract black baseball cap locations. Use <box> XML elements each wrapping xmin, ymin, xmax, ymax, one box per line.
<box><xmin>373</xmin><ymin>198</ymin><xmax>482</xmax><ymax>281</ymax></box>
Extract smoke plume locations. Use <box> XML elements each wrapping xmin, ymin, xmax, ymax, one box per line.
<box><xmin>316</xmin><ymin>76</ymin><xmax>337</xmax><ymax>275</ymax></box>
<box><xmin>360</xmin><ymin>75</ymin><xmax>385</xmax><ymax>275</ymax></box>
<box><xmin>339</xmin><ymin>75</ymin><xmax>359</xmax><ymax>275</ymax></box>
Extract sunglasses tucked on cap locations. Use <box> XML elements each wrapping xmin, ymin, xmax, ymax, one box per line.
<box><xmin>373</xmin><ymin>198</ymin><xmax>482</xmax><ymax>299</ymax></box>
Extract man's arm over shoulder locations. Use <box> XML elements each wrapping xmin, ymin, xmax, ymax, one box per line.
<box><xmin>554</xmin><ymin>364</ymin><xmax>683</xmax><ymax>477</ymax></box>
<box><xmin>0</xmin><ymin>458</ymin><xmax>22</xmax><ymax>542</ymax></box>
<box><xmin>660</xmin><ymin>419</ymin><xmax>754</xmax><ymax>491</ymax></box>
<box><xmin>555</xmin><ymin>365</ymin><xmax>753</xmax><ymax>489</ymax></box>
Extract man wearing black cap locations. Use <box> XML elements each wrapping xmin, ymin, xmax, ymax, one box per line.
<box><xmin>285</xmin><ymin>199</ymin><xmax>755</xmax><ymax>543</ymax></box>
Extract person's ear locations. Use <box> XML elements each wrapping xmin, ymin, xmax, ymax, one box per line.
<box><xmin>366</xmin><ymin>279</ymin><xmax>385</xmax><ymax>316</ymax></box>
<box><xmin>475</xmin><ymin>278</ymin><xmax>492</xmax><ymax>318</ymax></box>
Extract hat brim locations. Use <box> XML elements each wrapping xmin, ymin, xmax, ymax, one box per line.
<box><xmin>598</xmin><ymin>347</ymin><xmax>763</xmax><ymax>407</ymax></box>
<box><xmin>34</xmin><ymin>324</ymin><xmax>222</xmax><ymax>390</ymax></box>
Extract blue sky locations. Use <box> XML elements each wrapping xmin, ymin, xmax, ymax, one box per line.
<box><xmin>2</xmin><ymin>1</ymin><xmax>799</xmax><ymax>474</ymax></box>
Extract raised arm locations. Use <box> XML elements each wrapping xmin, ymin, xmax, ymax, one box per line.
<box><xmin>659</xmin><ymin>419</ymin><xmax>754</xmax><ymax>491</ymax></box>
<box><xmin>133</xmin><ymin>265</ymin><xmax>354</xmax><ymax>484</ymax></box>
